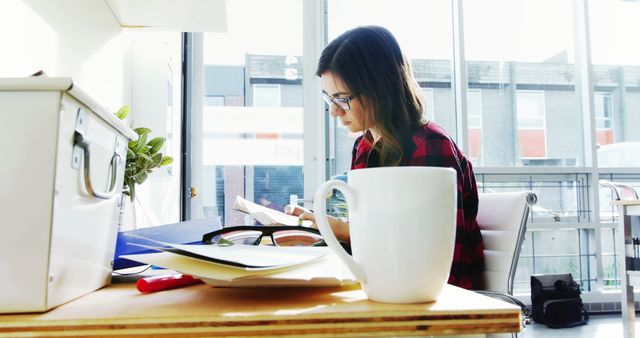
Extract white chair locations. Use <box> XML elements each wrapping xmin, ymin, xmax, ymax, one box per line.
<box><xmin>599</xmin><ymin>179</ymin><xmax>638</xmax><ymax>201</ymax></box>
<box><xmin>477</xmin><ymin>191</ymin><xmax>537</xmax><ymax>295</ymax></box>
<box><xmin>475</xmin><ymin>191</ymin><xmax>537</xmax><ymax>337</ymax></box>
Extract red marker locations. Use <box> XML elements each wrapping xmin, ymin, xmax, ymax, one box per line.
<box><xmin>136</xmin><ymin>274</ymin><xmax>202</xmax><ymax>293</ymax></box>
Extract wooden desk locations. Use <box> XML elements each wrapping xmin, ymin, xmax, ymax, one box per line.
<box><xmin>0</xmin><ymin>283</ymin><xmax>521</xmax><ymax>337</ymax></box>
<box><xmin>613</xmin><ymin>199</ymin><xmax>640</xmax><ymax>338</ymax></box>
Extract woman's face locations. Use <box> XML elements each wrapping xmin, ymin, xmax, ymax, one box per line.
<box><xmin>320</xmin><ymin>71</ymin><xmax>371</xmax><ymax>133</ymax></box>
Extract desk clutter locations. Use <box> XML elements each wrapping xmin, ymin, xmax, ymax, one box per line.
<box><xmin>121</xmin><ymin>236</ymin><xmax>357</xmax><ymax>288</ymax></box>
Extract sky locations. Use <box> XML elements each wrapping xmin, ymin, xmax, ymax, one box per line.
<box><xmin>203</xmin><ymin>0</ymin><xmax>640</xmax><ymax>66</ymax></box>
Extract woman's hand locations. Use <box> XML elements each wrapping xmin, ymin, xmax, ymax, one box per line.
<box><xmin>285</xmin><ymin>205</ymin><xmax>350</xmax><ymax>242</ymax></box>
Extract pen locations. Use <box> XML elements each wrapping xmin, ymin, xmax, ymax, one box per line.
<box><xmin>136</xmin><ymin>273</ymin><xmax>202</xmax><ymax>293</ymax></box>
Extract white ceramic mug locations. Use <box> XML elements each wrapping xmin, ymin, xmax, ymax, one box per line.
<box><xmin>314</xmin><ymin>167</ymin><xmax>457</xmax><ymax>303</ymax></box>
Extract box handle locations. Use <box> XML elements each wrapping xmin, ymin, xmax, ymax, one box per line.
<box><xmin>72</xmin><ymin>108</ymin><xmax>121</xmax><ymax>199</ymax></box>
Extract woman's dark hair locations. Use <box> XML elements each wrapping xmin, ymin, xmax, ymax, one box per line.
<box><xmin>316</xmin><ymin>25</ymin><xmax>426</xmax><ymax>166</ymax></box>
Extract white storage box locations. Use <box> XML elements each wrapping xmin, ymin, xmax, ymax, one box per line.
<box><xmin>0</xmin><ymin>78</ymin><xmax>137</xmax><ymax>313</ymax></box>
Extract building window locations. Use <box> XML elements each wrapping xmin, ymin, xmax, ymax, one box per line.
<box><xmin>253</xmin><ymin>84</ymin><xmax>281</xmax><ymax>107</ymax></box>
<box><xmin>467</xmin><ymin>89</ymin><xmax>483</xmax><ymax>161</ymax></box>
<box><xmin>205</xmin><ymin>96</ymin><xmax>225</xmax><ymax>106</ymax></box>
<box><xmin>517</xmin><ymin>90</ymin><xmax>547</xmax><ymax>159</ymax></box>
<box><xmin>594</xmin><ymin>92</ymin><xmax>613</xmax><ymax>146</ymax></box>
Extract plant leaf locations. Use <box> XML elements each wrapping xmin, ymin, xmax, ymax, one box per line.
<box><xmin>138</xmin><ymin>152</ymin><xmax>153</xmax><ymax>163</ymax></box>
<box><xmin>116</xmin><ymin>105</ymin><xmax>130</xmax><ymax>120</ymax></box>
<box><xmin>135</xmin><ymin>133</ymin><xmax>148</xmax><ymax>153</ymax></box>
<box><xmin>147</xmin><ymin>137</ymin><xmax>165</xmax><ymax>155</ymax></box>
<box><xmin>160</xmin><ymin>156</ymin><xmax>174</xmax><ymax>166</ymax></box>
<box><xmin>128</xmin><ymin>182</ymin><xmax>136</xmax><ymax>202</ymax></box>
<box><xmin>216</xmin><ymin>238</ymin><xmax>235</xmax><ymax>246</ymax></box>
<box><xmin>151</xmin><ymin>153</ymin><xmax>163</xmax><ymax>167</ymax></box>
<box><xmin>122</xmin><ymin>123</ymin><xmax>173</xmax><ymax>197</ymax></box>
<box><xmin>127</xmin><ymin>148</ymin><xmax>136</xmax><ymax>160</ymax></box>
<box><xmin>134</xmin><ymin>127</ymin><xmax>152</xmax><ymax>136</ymax></box>
<box><xmin>137</xmin><ymin>171</ymin><xmax>148</xmax><ymax>184</ymax></box>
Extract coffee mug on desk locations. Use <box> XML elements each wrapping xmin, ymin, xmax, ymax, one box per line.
<box><xmin>314</xmin><ymin>166</ymin><xmax>457</xmax><ymax>303</ymax></box>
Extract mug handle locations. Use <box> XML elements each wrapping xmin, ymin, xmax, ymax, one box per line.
<box><xmin>314</xmin><ymin>180</ymin><xmax>366</xmax><ymax>282</ymax></box>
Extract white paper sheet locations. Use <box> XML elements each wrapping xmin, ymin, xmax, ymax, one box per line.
<box><xmin>234</xmin><ymin>195</ymin><xmax>312</xmax><ymax>226</ymax></box>
<box><xmin>122</xmin><ymin>250</ymin><xmax>357</xmax><ymax>287</ymax></box>
<box><xmin>128</xmin><ymin>241</ymin><xmax>330</xmax><ymax>269</ymax></box>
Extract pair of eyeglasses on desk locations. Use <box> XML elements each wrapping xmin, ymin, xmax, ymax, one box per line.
<box><xmin>202</xmin><ymin>225</ymin><xmax>351</xmax><ymax>253</ymax></box>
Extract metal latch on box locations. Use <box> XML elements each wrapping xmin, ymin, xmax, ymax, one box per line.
<box><xmin>71</xmin><ymin>108</ymin><xmax>122</xmax><ymax>199</ymax></box>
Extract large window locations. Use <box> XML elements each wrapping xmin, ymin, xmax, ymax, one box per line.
<box><xmin>464</xmin><ymin>0</ymin><xmax>579</xmax><ymax>167</ymax></box>
<box><xmin>589</xmin><ymin>0</ymin><xmax>640</xmax><ymax>291</ymax></box>
<box><xmin>181</xmin><ymin>0</ymin><xmax>640</xmax><ymax>299</ymax></box>
<box><xmin>590</xmin><ymin>0</ymin><xmax>640</xmax><ymax>168</ymax></box>
<box><xmin>324</xmin><ymin>0</ymin><xmax>640</xmax><ymax>296</ymax></box>
<box><xmin>194</xmin><ymin>0</ymin><xmax>304</xmax><ymax>225</ymax></box>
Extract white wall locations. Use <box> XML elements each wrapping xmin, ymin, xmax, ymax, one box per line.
<box><xmin>0</xmin><ymin>0</ymin><xmax>182</xmax><ymax>228</ymax></box>
<box><xmin>0</xmin><ymin>0</ymin><xmax>125</xmax><ymax>110</ymax></box>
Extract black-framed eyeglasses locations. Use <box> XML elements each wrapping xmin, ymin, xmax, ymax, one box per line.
<box><xmin>202</xmin><ymin>225</ymin><xmax>327</xmax><ymax>247</ymax></box>
<box><xmin>321</xmin><ymin>91</ymin><xmax>353</xmax><ymax>110</ymax></box>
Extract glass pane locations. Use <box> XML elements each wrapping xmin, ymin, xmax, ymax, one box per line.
<box><xmin>199</xmin><ymin>0</ymin><xmax>304</xmax><ymax>225</ymax></box>
<box><xmin>600</xmin><ymin>228</ymin><xmax>620</xmax><ymax>290</ymax></box>
<box><xmin>515</xmin><ymin>230</ymin><xmax>597</xmax><ymax>292</ymax></box>
<box><xmin>477</xmin><ymin>173</ymin><xmax>599</xmax><ymax>293</ymax></box>
<box><xmin>594</xmin><ymin>93</ymin><xmax>612</xmax><ymax>130</ymax></box>
<box><xmin>597</xmin><ymin>173</ymin><xmax>640</xmax><ymax>290</ymax></box>
<box><xmin>478</xmin><ymin>173</ymin><xmax>591</xmax><ymax>224</ymax></box>
<box><xmin>468</xmin><ymin>89</ymin><xmax>483</xmax><ymax>160</ymax></box>
<box><xmin>253</xmin><ymin>84</ymin><xmax>281</xmax><ymax>107</ymax></box>
<box><xmin>464</xmin><ymin>0</ymin><xmax>581</xmax><ymax>167</ymax></box>
<box><xmin>514</xmin><ymin>236</ymin><xmax>533</xmax><ymax>293</ymax></box>
<box><xmin>590</xmin><ymin>0</ymin><xmax>640</xmax><ymax>167</ymax></box>
<box><xmin>327</xmin><ymin>0</ymin><xmax>455</xmax><ymax>176</ymax></box>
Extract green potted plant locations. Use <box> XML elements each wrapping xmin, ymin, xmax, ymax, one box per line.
<box><xmin>116</xmin><ymin>105</ymin><xmax>173</xmax><ymax>202</ymax></box>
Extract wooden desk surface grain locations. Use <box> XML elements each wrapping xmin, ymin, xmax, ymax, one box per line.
<box><xmin>0</xmin><ymin>283</ymin><xmax>521</xmax><ymax>337</ymax></box>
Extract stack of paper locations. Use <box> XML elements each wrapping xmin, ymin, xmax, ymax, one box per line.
<box><xmin>122</xmin><ymin>237</ymin><xmax>357</xmax><ymax>287</ymax></box>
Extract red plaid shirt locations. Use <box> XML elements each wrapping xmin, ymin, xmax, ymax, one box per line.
<box><xmin>351</xmin><ymin>122</ymin><xmax>484</xmax><ymax>290</ymax></box>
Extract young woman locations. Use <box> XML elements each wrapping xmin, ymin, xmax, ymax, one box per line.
<box><xmin>290</xmin><ymin>25</ymin><xmax>484</xmax><ymax>290</ymax></box>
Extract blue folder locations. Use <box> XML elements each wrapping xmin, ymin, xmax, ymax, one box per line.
<box><xmin>113</xmin><ymin>217</ymin><xmax>222</xmax><ymax>270</ymax></box>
